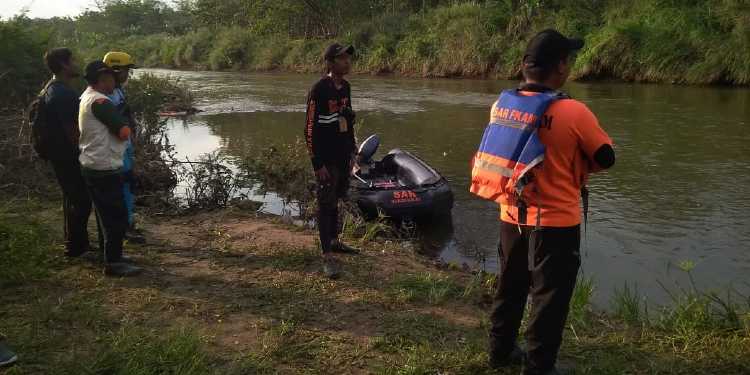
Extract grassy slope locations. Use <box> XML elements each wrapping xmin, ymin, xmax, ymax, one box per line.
<box><xmin>1</xmin><ymin>197</ymin><xmax>748</xmax><ymax>375</ymax></box>
<box><xmin>105</xmin><ymin>1</ymin><xmax>750</xmax><ymax>85</ymax></box>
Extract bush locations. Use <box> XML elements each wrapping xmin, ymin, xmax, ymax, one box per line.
<box><xmin>178</xmin><ymin>151</ymin><xmax>241</xmax><ymax>211</ymax></box>
<box><xmin>0</xmin><ymin>17</ymin><xmax>50</xmax><ymax>108</ymax></box>
<box><xmin>176</xmin><ymin>28</ymin><xmax>214</xmax><ymax>68</ymax></box>
<box><xmin>240</xmin><ymin>137</ymin><xmax>316</xmax><ymax>219</ymax></box>
<box><xmin>208</xmin><ymin>27</ymin><xmax>256</xmax><ymax>70</ymax></box>
<box><xmin>125</xmin><ymin>73</ymin><xmax>194</xmax><ymax>204</ymax></box>
<box><xmin>251</xmin><ymin>35</ymin><xmax>290</xmax><ymax>71</ymax></box>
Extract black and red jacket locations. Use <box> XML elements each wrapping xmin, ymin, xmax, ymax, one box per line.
<box><xmin>304</xmin><ymin>76</ymin><xmax>355</xmax><ymax>170</ymax></box>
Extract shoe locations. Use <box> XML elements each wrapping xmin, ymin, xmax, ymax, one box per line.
<box><xmin>119</xmin><ymin>255</ymin><xmax>136</xmax><ymax>264</ymax></box>
<box><xmin>489</xmin><ymin>345</ymin><xmax>525</xmax><ymax>368</ymax></box>
<box><xmin>330</xmin><ymin>240</ymin><xmax>360</xmax><ymax>254</ymax></box>
<box><xmin>104</xmin><ymin>262</ymin><xmax>142</xmax><ymax>277</ymax></box>
<box><xmin>0</xmin><ymin>341</ymin><xmax>18</xmax><ymax>367</ymax></box>
<box><xmin>65</xmin><ymin>248</ymin><xmax>101</xmax><ymax>262</ymax></box>
<box><xmin>64</xmin><ymin>249</ymin><xmax>85</xmax><ymax>258</ymax></box>
<box><xmin>322</xmin><ymin>256</ymin><xmax>341</xmax><ymax>279</ymax></box>
<box><xmin>522</xmin><ymin>366</ymin><xmax>567</xmax><ymax>375</ymax></box>
<box><xmin>125</xmin><ymin>232</ymin><xmax>147</xmax><ymax>245</ymax></box>
<box><xmin>79</xmin><ymin>251</ymin><xmax>102</xmax><ymax>262</ymax></box>
<box><xmin>63</xmin><ymin>244</ymin><xmax>92</xmax><ymax>258</ymax></box>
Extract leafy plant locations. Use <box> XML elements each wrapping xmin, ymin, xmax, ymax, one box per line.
<box><xmin>178</xmin><ymin>151</ymin><xmax>242</xmax><ymax>211</ymax></box>
<box><xmin>240</xmin><ymin>137</ymin><xmax>316</xmax><ymax>219</ymax></box>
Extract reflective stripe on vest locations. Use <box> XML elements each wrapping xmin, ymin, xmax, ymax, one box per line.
<box><xmin>469</xmin><ymin>89</ymin><xmax>561</xmax><ymax>203</ymax></box>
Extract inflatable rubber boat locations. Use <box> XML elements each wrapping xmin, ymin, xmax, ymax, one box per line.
<box><xmin>352</xmin><ymin>135</ymin><xmax>453</xmax><ymax>219</ymax></box>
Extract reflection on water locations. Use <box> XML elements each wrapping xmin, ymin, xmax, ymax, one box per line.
<box><xmin>146</xmin><ymin>69</ymin><xmax>750</xmax><ymax>306</ymax></box>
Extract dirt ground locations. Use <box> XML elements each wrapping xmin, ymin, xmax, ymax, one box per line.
<box><xmin>3</xmin><ymin>204</ymin><xmax>747</xmax><ymax>374</ymax></box>
<box><xmin>133</xmin><ymin>208</ymin><xmax>488</xmax><ymax>373</ymax></box>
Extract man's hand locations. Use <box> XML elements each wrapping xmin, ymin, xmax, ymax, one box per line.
<box><xmin>315</xmin><ymin>166</ymin><xmax>331</xmax><ymax>183</ymax></box>
<box><xmin>341</xmin><ymin>107</ymin><xmax>356</xmax><ymax>125</ymax></box>
<box><xmin>118</xmin><ymin>126</ymin><xmax>132</xmax><ymax>141</ymax></box>
<box><xmin>350</xmin><ymin>154</ymin><xmax>360</xmax><ymax>176</ymax></box>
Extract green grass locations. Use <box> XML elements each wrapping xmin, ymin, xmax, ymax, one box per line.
<box><xmin>386</xmin><ymin>272</ymin><xmax>463</xmax><ymax>305</ymax></box>
<box><xmin>569</xmin><ymin>275</ymin><xmax>596</xmax><ymax>328</ymax></box>
<box><xmin>0</xmin><ymin>198</ymin><xmax>56</xmax><ymax>287</ymax></box>
<box><xmin>612</xmin><ymin>282</ymin><xmax>644</xmax><ymax>324</ymax></box>
<box><xmin>86</xmin><ymin>327</ymin><xmax>211</xmax><ymax>375</ymax></box>
<box><xmin>0</xmin><ymin>197</ymin><xmax>748</xmax><ymax>374</ymax></box>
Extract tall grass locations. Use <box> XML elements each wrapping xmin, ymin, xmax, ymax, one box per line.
<box><xmin>612</xmin><ymin>282</ymin><xmax>645</xmax><ymax>324</ymax></box>
<box><xmin>91</xmin><ymin>0</ymin><xmax>749</xmax><ymax>85</ymax></box>
<box><xmin>576</xmin><ymin>0</ymin><xmax>750</xmax><ymax>84</ymax></box>
<box><xmin>604</xmin><ymin>260</ymin><xmax>749</xmax><ymax>360</ymax></box>
<box><xmin>569</xmin><ymin>275</ymin><xmax>595</xmax><ymax>328</ymax></box>
<box><xmin>2</xmin><ymin>1</ymin><xmax>748</xmax><ymax>86</ymax></box>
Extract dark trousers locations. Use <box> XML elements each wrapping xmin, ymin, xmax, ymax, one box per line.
<box><xmin>51</xmin><ymin>158</ymin><xmax>92</xmax><ymax>254</ymax></box>
<box><xmin>489</xmin><ymin>222</ymin><xmax>581</xmax><ymax>374</ymax></box>
<box><xmin>84</xmin><ymin>172</ymin><xmax>128</xmax><ymax>263</ymax></box>
<box><xmin>316</xmin><ymin>163</ymin><xmax>349</xmax><ymax>253</ymax></box>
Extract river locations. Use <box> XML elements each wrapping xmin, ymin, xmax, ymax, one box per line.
<box><xmin>143</xmin><ymin>69</ymin><xmax>750</xmax><ymax>307</ymax></box>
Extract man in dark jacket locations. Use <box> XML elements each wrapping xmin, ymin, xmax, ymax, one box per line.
<box><xmin>43</xmin><ymin>48</ymin><xmax>93</xmax><ymax>257</ymax></box>
<box><xmin>304</xmin><ymin>43</ymin><xmax>360</xmax><ymax>279</ymax></box>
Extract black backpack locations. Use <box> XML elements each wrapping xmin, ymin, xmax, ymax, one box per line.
<box><xmin>26</xmin><ymin>81</ymin><xmax>57</xmax><ymax>160</ymax></box>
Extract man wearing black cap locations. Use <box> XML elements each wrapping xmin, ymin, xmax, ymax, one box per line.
<box><xmin>78</xmin><ymin>61</ymin><xmax>142</xmax><ymax>277</ymax></box>
<box><xmin>481</xmin><ymin>30</ymin><xmax>615</xmax><ymax>374</ymax></box>
<box><xmin>304</xmin><ymin>43</ymin><xmax>359</xmax><ymax>279</ymax></box>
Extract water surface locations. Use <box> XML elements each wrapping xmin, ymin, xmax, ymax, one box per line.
<box><xmin>144</xmin><ymin>69</ymin><xmax>750</xmax><ymax>306</ymax></box>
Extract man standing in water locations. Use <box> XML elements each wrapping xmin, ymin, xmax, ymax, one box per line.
<box><xmin>470</xmin><ymin>30</ymin><xmax>615</xmax><ymax>374</ymax></box>
<box><xmin>305</xmin><ymin>43</ymin><xmax>360</xmax><ymax>279</ymax></box>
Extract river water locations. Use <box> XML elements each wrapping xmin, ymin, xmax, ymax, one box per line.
<box><xmin>143</xmin><ymin>69</ymin><xmax>750</xmax><ymax>306</ymax></box>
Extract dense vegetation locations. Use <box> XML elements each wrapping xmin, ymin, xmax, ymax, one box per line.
<box><xmin>1</xmin><ymin>0</ymin><xmax>749</xmax><ymax>107</ymax></box>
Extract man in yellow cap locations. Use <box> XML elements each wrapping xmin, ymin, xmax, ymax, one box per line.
<box><xmin>103</xmin><ymin>51</ymin><xmax>144</xmax><ymax>244</ymax></box>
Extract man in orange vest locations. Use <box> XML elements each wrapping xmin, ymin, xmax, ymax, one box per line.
<box><xmin>476</xmin><ymin>30</ymin><xmax>615</xmax><ymax>374</ymax></box>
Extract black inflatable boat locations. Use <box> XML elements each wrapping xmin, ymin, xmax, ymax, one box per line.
<box><xmin>352</xmin><ymin>135</ymin><xmax>453</xmax><ymax>219</ymax></box>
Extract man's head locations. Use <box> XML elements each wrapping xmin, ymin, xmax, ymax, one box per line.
<box><xmin>324</xmin><ymin>43</ymin><xmax>354</xmax><ymax>76</ymax></box>
<box><xmin>44</xmin><ymin>47</ymin><xmax>80</xmax><ymax>78</ymax></box>
<box><xmin>84</xmin><ymin>61</ymin><xmax>117</xmax><ymax>95</ymax></box>
<box><xmin>103</xmin><ymin>51</ymin><xmax>136</xmax><ymax>85</ymax></box>
<box><xmin>522</xmin><ymin>29</ymin><xmax>584</xmax><ymax>89</ymax></box>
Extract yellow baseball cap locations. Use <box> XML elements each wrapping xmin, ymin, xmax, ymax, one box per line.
<box><xmin>103</xmin><ymin>51</ymin><xmax>137</xmax><ymax>70</ymax></box>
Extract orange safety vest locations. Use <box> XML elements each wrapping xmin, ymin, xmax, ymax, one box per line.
<box><xmin>470</xmin><ymin>89</ymin><xmax>565</xmax><ymax>223</ymax></box>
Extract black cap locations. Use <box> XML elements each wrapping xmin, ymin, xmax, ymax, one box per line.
<box><xmin>84</xmin><ymin>60</ymin><xmax>115</xmax><ymax>83</ymax></box>
<box><xmin>324</xmin><ymin>43</ymin><xmax>355</xmax><ymax>62</ymax></box>
<box><xmin>523</xmin><ymin>29</ymin><xmax>584</xmax><ymax>68</ymax></box>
